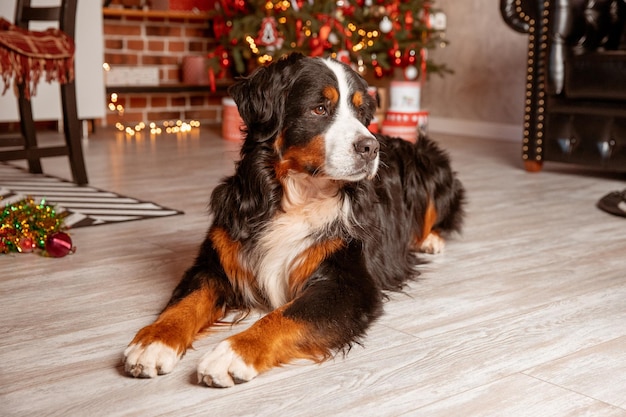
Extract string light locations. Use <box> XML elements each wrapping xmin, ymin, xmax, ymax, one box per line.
<box><xmin>114</xmin><ymin>119</ymin><xmax>201</xmax><ymax>136</ymax></box>
<box><xmin>108</xmin><ymin>93</ymin><xmax>201</xmax><ymax>138</ymax></box>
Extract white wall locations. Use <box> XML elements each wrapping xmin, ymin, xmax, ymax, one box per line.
<box><xmin>422</xmin><ymin>0</ymin><xmax>528</xmax><ymax>140</ymax></box>
<box><xmin>0</xmin><ymin>0</ymin><xmax>105</xmax><ymax>122</ymax></box>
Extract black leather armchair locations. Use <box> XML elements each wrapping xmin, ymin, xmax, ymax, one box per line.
<box><xmin>501</xmin><ymin>0</ymin><xmax>626</xmax><ymax>172</ymax></box>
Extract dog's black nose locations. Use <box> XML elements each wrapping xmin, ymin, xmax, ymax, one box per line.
<box><xmin>354</xmin><ymin>136</ymin><xmax>379</xmax><ymax>162</ymax></box>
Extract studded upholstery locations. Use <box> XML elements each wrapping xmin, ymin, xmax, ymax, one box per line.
<box><xmin>501</xmin><ymin>0</ymin><xmax>626</xmax><ymax>172</ymax></box>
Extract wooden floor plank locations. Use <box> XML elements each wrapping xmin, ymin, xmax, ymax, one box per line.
<box><xmin>524</xmin><ymin>336</ymin><xmax>626</xmax><ymax>409</ymax></box>
<box><xmin>407</xmin><ymin>373</ymin><xmax>626</xmax><ymax>417</ymax></box>
<box><xmin>1</xmin><ymin>126</ymin><xmax>625</xmax><ymax>416</ymax></box>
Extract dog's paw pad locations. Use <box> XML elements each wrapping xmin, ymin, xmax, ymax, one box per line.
<box><xmin>197</xmin><ymin>340</ymin><xmax>258</xmax><ymax>388</ymax></box>
<box><xmin>420</xmin><ymin>233</ymin><xmax>445</xmax><ymax>254</ymax></box>
<box><xmin>123</xmin><ymin>341</ymin><xmax>180</xmax><ymax>378</ymax></box>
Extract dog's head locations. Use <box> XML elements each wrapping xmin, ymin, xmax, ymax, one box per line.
<box><xmin>229</xmin><ymin>53</ymin><xmax>379</xmax><ymax>181</ymax></box>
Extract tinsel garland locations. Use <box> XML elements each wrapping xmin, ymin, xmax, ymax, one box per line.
<box><xmin>0</xmin><ymin>197</ymin><xmax>71</xmax><ymax>255</ymax></box>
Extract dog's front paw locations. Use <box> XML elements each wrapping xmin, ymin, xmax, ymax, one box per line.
<box><xmin>197</xmin><ymin>340</ymin><xmax>259</xmax><ymax>388</ymax></box>
<box><xmin>420</xmin><ymin>232</ymin><xmax>445</xmax><ymax>254</ymax></box>
<box><xmin>124</xmin><ymin>341</ymin><xmax>181</xmax><ymax>378</ymax></box>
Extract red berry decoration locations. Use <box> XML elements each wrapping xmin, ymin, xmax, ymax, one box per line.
<box><xmin>45</xmin><ymin>231</ymin><xmax>74</xmax><ymax>258</ymax></box>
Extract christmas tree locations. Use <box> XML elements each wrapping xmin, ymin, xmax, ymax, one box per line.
<box><xmin>207</xmin><ymin>0</ymin><xmax>450</xmax><ymax>82</ymax></box>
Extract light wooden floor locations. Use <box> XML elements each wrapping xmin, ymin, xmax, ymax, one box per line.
<box><xmin>1</xmin><ymin>126</ymin><xmax>625</xmax><ymax>417</ymax></box>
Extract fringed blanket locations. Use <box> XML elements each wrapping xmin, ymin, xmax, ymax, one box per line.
<box><xmin>0</xmin><ymin>17</ymin><xmax>74</xmax><ymax>99</ymax></box>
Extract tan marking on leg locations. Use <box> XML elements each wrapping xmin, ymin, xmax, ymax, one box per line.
<box><xmin>413</xmin><ymin>199</ymin><xmax>438</xmax><ymax>249</ymax></box>
<box><xmin>209</xmin><ymin>226</ymin><xmax>256</xmax><ymax>300</ymax></box>
<box><xmin>129</xmin><ymin>285</ymin><xmax>224</xmax><ymax>356</ymax></box>
<box><xmin>229</xmin><ymin>305</ymin><xmax>332</xmax><ymax>373</ymax></box>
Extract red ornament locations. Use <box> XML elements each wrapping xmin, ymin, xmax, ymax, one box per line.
<box><xmin>18</xmin><ymin>237</ymin><xmax>35</xmax><ymax>253</ymax></box>
<box><xmin>45</xmin><ymin>231</ymin><xmax>74</xmax><ymax>258</ymax></box>
<box><xmin>256</xmin><ymin>17</ymin><xmax>280</xmax><ymax>47</ymax></box>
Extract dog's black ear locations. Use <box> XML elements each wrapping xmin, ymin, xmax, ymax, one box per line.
<box><xmin>228</xmin><ymin>53</ymin><xmax>305</xmax><ymax>143</ymax></box>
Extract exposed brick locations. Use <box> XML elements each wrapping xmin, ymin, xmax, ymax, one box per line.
<box><xmin>171</xmin><ymin>96</ymin><xmax>187</xmax><ymax>107</ymax></box>
<box><xmin>127</xmin><ymin>39</ymin><xmax>145</xmax><ymax>50</ymax></box>
<box><xmin>103</xmin><ymin>23</ymin><xmax>141</xmax><ymax>36</ymax></box>
<box><xmin>142</xmin><ymin>55</ymin><xmax>179</xmax><ymax>66</ymax></box>
<box><xmin>146</xmin><ymin>26</ymin><xmax>181</xmax><ymax>37</ymax></box>
<box><xmin>185</xmin><ymin>27</ymin><xmax>210</xmax><ymax>38</ymax></box>
<box><xmin>105</xmin><ymin>53</ymin><xmax>139</xmax><ymax>65</ymax></box>
<box><xmin>168</xmin><ymin>41</ymin><xmax>186</xmax><ymax>52</ymax></box>
<box><xmin>190</xmin><ymin>95</ymin><xmax>206</xmax><ymax>106</ymax></box>
<box><xmin>102</xmin><ymin>12</ymin><xmax>234</xmax><ymax>127</ymax></box>
<box><xmin>166</xmin><ymin>68</ymin><xmax>181</xmax><ymax>82</ymax></box>
<box><xmin>130</xmin><ymin>97</ymin><xmax>148</xmax><ymax>108</ymax></box>
<box><xmin>207</xmin><ymin>96</ymin><xmax>226</xmax><ymax>106</ymax></box>
<box><xmin>148</xmin><ymin>111</ymin><xmax>183</xmax><ymax>121</ymax></box>
<box><xmin>107</xmin><ymin>110</ymin><xmax>144</xmax><ymax>125</ymax></box>
<box><xmin>105</xmin><ymin>39</ymin><xmax>123</xmax><ymax>50</ymax></box>
<box><xmin>148</xmin><ymin>40</ymin><xmax>165</xmax><ymax>52</ymax></box>
<box><xmin>150</xmin><ymin>96</ymin><xmax>168</xmax><ymax>107</ymax></box>
<box><xmin>188</xmin><ymin>40</ymin><xmax>207</xmax><ymax>52</ymax></box>
<box><xmin>184</xmin><ymin>109</ymin><xmax>219</xmax><ymax>121</ymax></box>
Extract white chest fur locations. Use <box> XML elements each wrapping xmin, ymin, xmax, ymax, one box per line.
<box><xmin>253</xmin><ymin>174</ymin><xmax>349</xmax><ymax>308</ymax></box>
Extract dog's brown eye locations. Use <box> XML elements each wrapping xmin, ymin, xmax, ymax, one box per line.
<box><xmin>313</xmin><ymin>105</ymin><xmax>327</xmax><ymax>116</ymax></box>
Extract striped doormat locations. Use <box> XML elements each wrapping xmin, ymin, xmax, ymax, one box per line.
<box><xmin>0</xmin><ymin>163</ymin><xmax>183</xmax><ymax>228</ymax></box>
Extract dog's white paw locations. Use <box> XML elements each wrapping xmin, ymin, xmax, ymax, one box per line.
<box><xmin>420</xmin><ymin>233</ymin><xmax>445</xmax><ymax>254</ymax></box>
<box><xmin>124</xmin><ymin>341</ymin><xmax>181</xmax><ymax>378</ymax></box>
<box><xmin>197</xmin><ymin>340</ymin><xmax>259</xmax><ymax>388</ymax></box>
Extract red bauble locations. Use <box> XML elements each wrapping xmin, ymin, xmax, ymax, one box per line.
<box><xmin>18</xmin><ymin>237</ymin><xmax>35</xmax><ymax>253</ymax></box>
<box><xmin>45</xmin><ymin>232</ymin><xmax>74</xmax><ymax>258</ymax></box>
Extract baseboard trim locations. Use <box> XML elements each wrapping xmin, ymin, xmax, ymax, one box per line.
<box><xmin>428</xmin><ymin>116</ymin><xmax>522</xmax><ymax>141</ymax></box>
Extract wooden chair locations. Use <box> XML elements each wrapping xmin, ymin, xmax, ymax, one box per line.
<box><xmin>0</xmin><ymin>0</ymin><xmax>87</xmax><ymax>185</ymax></box>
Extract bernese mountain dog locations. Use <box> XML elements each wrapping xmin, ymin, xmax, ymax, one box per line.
<box><xmin>123</xmin><ymin>53</ymin><xmax>465</xmax><ymax>388</ymax></box>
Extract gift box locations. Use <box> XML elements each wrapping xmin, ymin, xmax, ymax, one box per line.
<box><xmin>382</xmin><ymin>110</ymin><xmax>429</xmax><ymax>143</ymax></box>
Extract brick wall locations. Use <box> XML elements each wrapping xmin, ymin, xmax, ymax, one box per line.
<box><xmin>103</xmin><ymin>11</ymin><xmax>227</xmax><ymax>126</ymax></box>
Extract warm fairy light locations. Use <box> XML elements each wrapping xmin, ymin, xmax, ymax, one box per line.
<box><xmin>246</xmin><ymin>35</ymin><xmax>259</xmax><ymax>54</ymax></box>
<box><xmin>103</xmin><ymin>62</ymin><xmax>111</xmax><ymax>71</ymax></box>
<box><xmin>258</xmin><ymin>54</ymin><xmax>273</xmax><ymax>64</ymax></box>
<box><xmin>114</xmin><ymin>119</ymin><xmax>200</xmax><ymax>137</ymax></box>
<box><xmin>108</xmin><ymin>93</ymin><xmax>200</xmax><ymax>137</ymax></box>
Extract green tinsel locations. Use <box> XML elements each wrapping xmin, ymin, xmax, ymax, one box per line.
<box><xmin>0</xmin><ymin>197</ymin><xmax>68</xmax><ymax>254</ymax></box>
